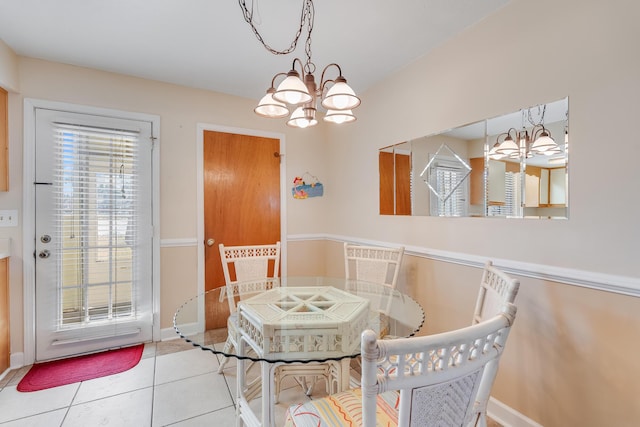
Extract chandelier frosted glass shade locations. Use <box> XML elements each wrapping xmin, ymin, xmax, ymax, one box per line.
<box><xmin>254</xmin><ymin>90</ymin><xmax>290</xmax><ymax>118</ymax></box>
<box><xmin>495</xmin><ymin>134</ymin><xmax>519</xmax><ymax>156</ymax></box>
<box><xmin>243</xmin><ymin>0</ymin><xmax>360</xmax><ymax>128</ymax></box>
<box><xmin>488</xmin><ymin>143</ymin><xmax>505</xmax><ymax>160</ymax></box>
<box><xmin>254</xmin><ymin>62</ymin><xmax>360</xmax><ymax>127</ymax></box>
<box><xmin>273</xmin><ymin>71</ymin><xmax>312</xmax><ymax>105</ymax></box>
<box><xmin>287</xmin><ymin>107</ymin><xmax>318</xmax><ymax>128</ymax></box>
<box><xmin>321</xmin><ymin>80</ymin><xmax>361</xmax><ymax>111</ymax></box>
<box><xmin>542</xmin><ymin>145</ymin><xmax>562</xmax><ymax>156</ymax></box>
<box><xmin>323</xmin><ymin>109</ymin><xmax>356</xmax><ymax>124</ymax></box>
<box><xmin>530</xmin><ymin>131</ymin><xmax>557</xmax><ymax>153</ymax></box>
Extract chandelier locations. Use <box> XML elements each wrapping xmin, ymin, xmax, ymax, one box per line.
<box><xmin>239</xmin><ymin>0</ymin><xmax>360</xmax><ymax>128</ymax></box>
<box><xmin>489</xmin><ymin>105</ymin><xmax>561</xmax><ymax>160</ymax></box>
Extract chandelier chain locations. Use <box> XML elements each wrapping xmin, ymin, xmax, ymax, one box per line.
<box><xmin>303</xmin><ymin>0</ymin><xmax>315</xmax><ymax>74</ymax></box>
<box><xmin>238</xmin><ymin>0</ymin><xmax>312</xmax><ymax>57</ymax></box>
<box><xmin>246</xmin><ymin>0</ymin><xmax>360</xmax><ymax>126</ymax></box>
<box><xmin>526</xmin><ymin>104</ymin><xmax>546</xmax><ymax>127</ymax></box>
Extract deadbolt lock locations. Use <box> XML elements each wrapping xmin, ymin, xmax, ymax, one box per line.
<box><xmin>41</xmin><ymin>234</ymin><xmax>52</xmax><ymax>243</ymax></box>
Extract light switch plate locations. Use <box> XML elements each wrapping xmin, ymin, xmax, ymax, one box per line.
<box><xmin>0</xmin><ymin>210</ymin><xmax>18</xmax><ymax>227</ymax></box>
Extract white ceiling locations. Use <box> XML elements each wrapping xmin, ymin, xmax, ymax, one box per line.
<box><xmin>0</xmin><ymin>0</ymin><xmax>511</xmax><ymax>100</ymax></box>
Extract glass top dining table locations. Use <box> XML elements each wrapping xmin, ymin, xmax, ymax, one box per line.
<box><xmin>173</xmin><ymin>276</ymin><xmax>425</xmax><ymax>364</ymax></box>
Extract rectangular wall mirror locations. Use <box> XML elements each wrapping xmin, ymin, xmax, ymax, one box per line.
<box><xmin>379</xmin><ymin>97</ymin><xmax>569</xmax><ymax>219</ymax></box>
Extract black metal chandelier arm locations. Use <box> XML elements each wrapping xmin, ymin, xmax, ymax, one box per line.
<box><xmin>290</xmin><ymin>58</ymin><xmax>306</xmax><ymax>77</ymax></box>
<box><xmin>237</xmin><ymin>0</ymin><xmax>310</xmax><ymax>56</ymax></box>
<box><xmin>319</xmin><ymin>63</ymin><xmax>343</xmax><ymax>90</ymax></box>
<box><xmin>269</xmin><ymin>72</ymin><xmax>290</xmax><ymax>89</ymax></box>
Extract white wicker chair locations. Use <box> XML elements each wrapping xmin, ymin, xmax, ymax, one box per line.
<box><xmin>345</xmin><ymin>243</ymin><xmax>405</xmax><ymax>382</ymax></box>
<box><xmin>283</xmin><ymin>303</ymin><xmax>517</xmax><ymax>427</ymax></box>
<box><xmin>470</xmin><ymin>261</ymin><xmax>519</xmax><ymax>427</ymax></box>
<box><xmin>217</xmin><ymin>242</ymin><xmax>280</xmax><ymax>374</ymax></box>
<box><xmin>276</xmin><ymin>244</ymin><xmax>406</xmax><ymax>401</ymax></box>
<box><xmin>344</xmin><ymin>243</ymin><xmax>405</xmax><ymax>290</ymax></box>
<box><xmin>346</xmin><ymin>243</ymin><xmax>405</xmax><ymax>337</ymax></box>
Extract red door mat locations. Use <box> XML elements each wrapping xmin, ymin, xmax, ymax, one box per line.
<box><xmin>17</xmin><ymin>344</ymin><xmax>144</xmax><ymax>392</ymax></box>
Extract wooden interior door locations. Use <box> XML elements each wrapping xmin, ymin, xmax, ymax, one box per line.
<box><xmin>379</xmin><ymin>151</ymin><xmax>394</xmax><ymax>215</ymax></box>
<box><xmin>203</xmin><ymin>130</ymin><xmax>281</xmax><ymax>328</ymax></box>
<box><xmin>394</xmin><ymin>153</ymin><xmax>412</xmax><ymax>215</ymax></box>
<box><xmin>379</xmin><ymin>151</ymin><xmax>411</xmax><ymax>215</ymax></box>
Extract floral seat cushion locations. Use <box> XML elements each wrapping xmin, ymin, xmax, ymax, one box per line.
<box><xmin>283</xmin><ymin>388</ymin><xmax>400</xmax><ymax>427</ymax></box>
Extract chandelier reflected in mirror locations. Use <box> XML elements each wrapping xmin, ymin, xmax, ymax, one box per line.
<box><xmin>489</xmin><ymin>105</ymin><xmax>563</xmax><ymax>160</ymax></box>
<box><xmin>239</xmin><ymin>0</ymin><xmax>360</xmax><ymax>128</ymax></box>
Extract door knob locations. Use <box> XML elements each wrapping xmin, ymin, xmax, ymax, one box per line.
<box><xmin>206</xmin><ymin>238</ymin><xmax>215</xmax><ymax>247</ymax></box>
<box><xmin>38</xmin><ymin>250</ymin><xmax>51</xmax><ymax>259</ymax></box>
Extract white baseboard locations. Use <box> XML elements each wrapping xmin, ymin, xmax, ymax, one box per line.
<box><xmin>0</xmin><ymin>352</ymin><xmax>25</xmax><ymax>381</ymax></box>
<box><xmin>488</xmin><ymin>397</ymin><xmax>543</xmax><ymax>427</ymax></box>
<box><xmin>10</xmin><ymin>352</ymin><xmax>24</xmax><ymax>370</ymax></box>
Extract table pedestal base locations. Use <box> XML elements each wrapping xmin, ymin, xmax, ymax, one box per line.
<box><xmin>236</xmin><ymin>337</ymin><xmax>354</xmax><ymax>427</ymax></box>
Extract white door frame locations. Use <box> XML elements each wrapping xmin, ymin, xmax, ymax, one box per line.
<box><xmin>194</xmin><ymin>123</ymin><xmax>287</xmax><ymax>333</ymax></box>
<box><xmin>22</xmin><ymin>98</ymin><xmax>161</xmax><ymax>365</ymax></box>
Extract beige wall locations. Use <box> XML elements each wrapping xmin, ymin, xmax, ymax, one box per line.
<box><xmin>301</xmin><ymin>241</ymin><xmax>640</xmax><ymax>426</ymax></box>
<box><xmin>314</xmin><ymin>0</ymin><xmax>639</xmax><ymax>425</ymax></box>
<box><xmin>323</xmin><ymin>0</ymin><xmax>639</xmax><ymax>277</ymax></box>
<box><xmin>0</xmin><ymin>57</ymin><xmax>329</xmax><ymax>353</ymax></box>
<box><xmin>0</xmin><ymin>39</ymin><xmax>18</xmax><ymax>91</ymax></box>
<box><xmin>1</xmin><ymin>0</ymin><xmax>639</xmax><ymax>424</ymax></box>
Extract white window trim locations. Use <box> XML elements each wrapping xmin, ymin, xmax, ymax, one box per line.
<box><xmin>23</xmin><ymin>99</ymin><xmax>161</xmax><ymax>365</ymax></box>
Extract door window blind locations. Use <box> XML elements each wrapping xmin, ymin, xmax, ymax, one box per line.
<box><xmin>53</xmin><ymin>122</ymin><xmax>141</xmax><ymax>328</ymax></box>
<box><xmin>430</xmin><ymin>165</ymin><xmax>468</xmax><ymax>217</ymax></box>
<box><xmin>488</xmin><ymin>171</ymin><xmax>522</xmax><ymax>217</ymax></box>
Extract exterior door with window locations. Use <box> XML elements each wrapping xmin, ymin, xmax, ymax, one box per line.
<box><xmin>34</xmin><ymin>108</ymin><xmax>154</xmax><ymax>361</ymax></box>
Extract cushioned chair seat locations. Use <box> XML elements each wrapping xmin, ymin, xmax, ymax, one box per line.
<box><xmin>283</xmin><ymin>388</ymin><xmax>400</xmax><ymax>427</ymax></box>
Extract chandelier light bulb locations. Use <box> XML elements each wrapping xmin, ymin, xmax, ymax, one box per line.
<box><xmin>328</xmin><ymin>94</ymin><xmax>350</xmax><ymax>110</ymax></box>
<box><xmin>287</xmin><ymin>107</ymin><xmax>318</xmax><ymax>128</ymax></box>
<box><xmin>321</xmin><ymin>80</ymin><xmax>361</xmax><ymax>110</ymax></box>
<box><xmin>273</xmin><ymin>71</ymin><xmax>312</xmax><ymax>105</ymax></box>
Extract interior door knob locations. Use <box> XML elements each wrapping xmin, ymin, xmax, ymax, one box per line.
<box><xmin>39</xmin><ymin>250</ymin><xmax>51</xmax><ymax>259</ymax></box>
<box><xmin>206</xmin><ymin>238</ymin><xmax>215</xmax><ymax>247</ymax></box>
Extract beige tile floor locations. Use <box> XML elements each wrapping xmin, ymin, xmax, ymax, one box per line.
<box><xmin>0</xmin><ymin>340</ymin><xmax>319</xmax><ymax>427</ymax></box>
<box><xmin>0</xmin><ymin>340</ymin><xmax>502</xmax><ymax>426</ymax></box>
